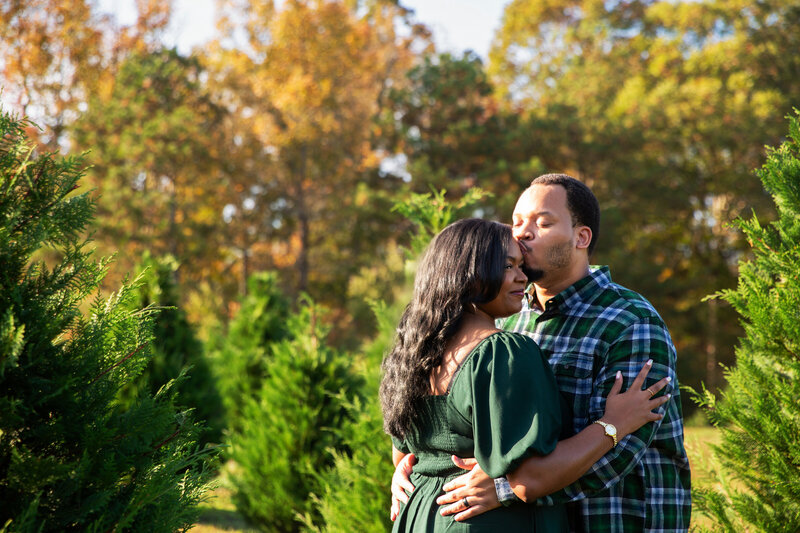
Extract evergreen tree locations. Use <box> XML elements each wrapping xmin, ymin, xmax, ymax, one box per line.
<box><xmin>225</xmin><ymin>296</ymin><xmax>363</xmax><ymax>532</ymax></box>
<box><xmin>210</xmin><ymin>271</ymin><xmax>291</xmax><ymax>433</ymax></box>
<box><xmin>693</xmin><ymin>111</ymin><xmax>800</xmax><ymax>531</ymax></box>
<box><xmin>119</xmin><ymin>252</ymin><xmax>225</xmax><ymax>447</ymax></box>
<box><xmin>300</xmin><ymin>300</ymin><xmax>402</xmax><ymax>533</ymax></box>
<box><xmin>0</xmin><ymin>109</ymin><xmax>213</xmax><ymax>531</ymax></box>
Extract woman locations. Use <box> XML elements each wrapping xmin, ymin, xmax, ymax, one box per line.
<box><xmin>380</xmin><ymin>219</ymin><xmax>668</xmax><ymax>532</ymax></box>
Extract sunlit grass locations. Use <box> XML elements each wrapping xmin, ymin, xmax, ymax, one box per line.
<box><xmin>685</xmin><ymin>424</ymin><xmax>724</xmax><ymax>531</ymax></box>
<box><xmin>194</xmin><ymin>483</ymin><xmax>255</xmax><ymax>533</ymax></box>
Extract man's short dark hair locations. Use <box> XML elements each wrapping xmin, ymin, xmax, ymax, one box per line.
<box><xmin>530</xmin><ymin>173</ymin><xmax>600</xmax><ymax>255</ymax></box>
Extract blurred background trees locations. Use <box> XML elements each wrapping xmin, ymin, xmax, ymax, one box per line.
<box><xmin>2</xmin><ymin>0</ymin><xmax>798</xmax><ymax>530</ymax></box>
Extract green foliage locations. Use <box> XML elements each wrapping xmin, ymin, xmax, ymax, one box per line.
<box><xmin>392</xmin><ymin>187</ymin><xmax>493</xmax><ymax>258</ymax></box>
<box><xmin>305</xmin><ymin>188</ymin><xmax>488</xmax><ymax>532</ymax></box>
<box><xmin>692</xmin><ymin>111</ymin><xmax>800</xmax><ymax>531</ymax></box>
<box><xmin>71</xmin><ymin>47</ymin><xmax>228</xmax><ymax>291</ymax></box>
<box><xmin>225</xmin><ymin>296</ymin><xmax>363</xmax><ymax>532</ymax></box>
<box><xmin>119</xmin><ymin>252</ymin><xmax>225</xmax><ymax>446</ymax></box>
<box><xmin>388</xmin><ymin>52</ymin><xmax>541</xmax><ymax>221</ymax></box>
<box><xmin>0</xmin><ymin>109</ymin><xmax>213</xmax><ymax>531</ymax></box>
<box><xmin>300</xmin><ymin>301</ymin><xmax>402</xmax><ymax>533</ymax></box>
<box><xmin>211</xmin><ymin>272</ymin><xmax>291</xmax><ymax>432</ymax></box>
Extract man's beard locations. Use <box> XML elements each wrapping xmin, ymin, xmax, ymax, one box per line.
<box><xmin>522</xmin><ymin>264</ymin><xmax>544</xmax><ymax>282</ymax></box>
<box><xmin>521</xmin><ymin>241</ymin><xmax>572</xmax><ymax>283</ymax></box>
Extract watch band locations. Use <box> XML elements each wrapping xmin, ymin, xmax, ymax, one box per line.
<box><xmin>593</xmin><ymin>419</ymin><xmax>618</xmax><ymax>447</ymax></box>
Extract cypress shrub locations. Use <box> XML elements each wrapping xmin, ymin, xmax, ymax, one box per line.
<box><xmin>693</xmin><ymin>111</ymin><xmax>800</xmax><ymax>531</ymax></box>
<box><xmin>300</xmin><ymin>300</ymin><xmax>402</xmax><ymax>533</ymax></box>
<box><xmin>224</xmin><ymin>294</ymin><xmax>362</xmax><ymax>532</ymax></box>
<box><xmin>0</xmin><ymin>110</ymin><xmax>213</xmax><ymax>531</ymax></box>
<box><xmin>210</xmin><ymin>271</ymin><xmax>291</xmax><ymax>434</ymax></box>
<box><xmin>119</xmin><ymin>252</ymin><xmax>225</xmax><ymax>447</ymax></box>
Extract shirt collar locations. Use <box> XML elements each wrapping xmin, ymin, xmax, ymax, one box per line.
<box><xmin>527</xmin><ymin>265</ymin><xmax>612</xmax><ymax>313</ymax></box>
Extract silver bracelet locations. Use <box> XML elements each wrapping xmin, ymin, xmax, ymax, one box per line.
<box><xmin>494</xmin><ymin>476</ymin><xmax>521</xmax><ymax>507</ymax></box>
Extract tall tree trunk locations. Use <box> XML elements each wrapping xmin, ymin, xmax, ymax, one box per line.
<box><xmin>240</xmin><ymin>244</ymin><xmax>250</xmax><ymax>297</ymax></box>
<box><xmin>296</xmin><ymin>146</ymin><xmax>310</xmax><ymax>293</ymax></box>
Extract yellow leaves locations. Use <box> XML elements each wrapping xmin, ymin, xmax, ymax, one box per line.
<box><xmin>647</xmin><ymin>38</ymin><xmax>682</xmax><ymax>77</ymax></box>
<box><xmin>750</xmin><ymin>89</ymin><xmax>784</xmax><ymax>120</ymax></box>
<box><xmin>608</xmin><ymin>76</ymin><xmax>647</xmax><ymax>126</ymax></box>
<box><xmin>645</xmin><ymin>0</ymin><xmax>720</xmax><ymax>34</ymax></box>
<box><xmin>213</xmin><ymin>0</ymin><xmax>407</xmax><ymax>166</ymax></box>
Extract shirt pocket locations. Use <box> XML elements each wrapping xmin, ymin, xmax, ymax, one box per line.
<box><xmin>549</xmin><ymin>351</ymin><xmax>594</xmax><ymax>430</ymax></box>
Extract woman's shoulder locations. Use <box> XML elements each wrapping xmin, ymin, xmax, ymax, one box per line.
<box><xmin>473</xmin><ymin>330</ymin><xmax>540</xmax><ymax>354</ymax></box>
<box><xmin>454</xmin><ymin>331</ymin><xmax>543</xmax><ymax>382</ymax></box>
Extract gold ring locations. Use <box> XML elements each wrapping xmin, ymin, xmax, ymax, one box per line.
<box><xmin>647</xmin><ymin>387</ymin><xmax>655</xmax><ymax>397</ymax></box>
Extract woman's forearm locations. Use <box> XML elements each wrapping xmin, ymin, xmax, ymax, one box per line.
<box><xmin>506</xmin><ymin>422</ymin><xmax>613</xmax><ymax>502</ymax></box>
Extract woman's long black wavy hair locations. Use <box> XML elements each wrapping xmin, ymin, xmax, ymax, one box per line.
<box><xmin>380</xmin><ymin>218</ymin><xmax>514</xmax><ymax>439</ymax></box>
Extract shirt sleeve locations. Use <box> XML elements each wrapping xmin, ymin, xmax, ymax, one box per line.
<box><xmin>452</xmin><ymin>332</ymin><xmax>563</xmax><ymax>479</ymax></box>
<box><xmin>390</xmin><ymin>435</ymin><xmax>410</xmax><ymax>455</ymax></box>
<box><xmin>537</xmin><ymin>317</ymin><xmax>677</xmax><ymax>505</ymax></box>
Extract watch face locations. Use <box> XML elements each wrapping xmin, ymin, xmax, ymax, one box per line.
<box><xmin>607</xmin><ymin>425</ymin><xmax>617</xmax><ymax>437</ymax></box>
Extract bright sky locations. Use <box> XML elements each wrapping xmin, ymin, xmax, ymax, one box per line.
<box><xmin>98</xmin><ymin>0</ymin><xmax>510</xmax><ymax>60</ymax></box>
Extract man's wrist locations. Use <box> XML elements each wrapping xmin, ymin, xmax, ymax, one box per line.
<box><xmin>494</xmin><ymin>476</ymin><xmax>521</xmax><ymax>507</ymax></box>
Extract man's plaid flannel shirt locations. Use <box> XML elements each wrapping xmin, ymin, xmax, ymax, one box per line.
<box><xmin>499</xmin><ymin>266</ymin><xmax>691</xmax><ymax>532</ymax></box>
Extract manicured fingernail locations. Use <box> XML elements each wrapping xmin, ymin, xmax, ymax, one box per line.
<box><xmin>616</xmin><ymin>370</ymin><xmax>621</xmax><ymax>379</ymax></box>
<box><xmin>666</xmin><ymin>377</ymin><xmax>672</xmax><ymax>382</ymax></box>
<box><xmin>646</xmin><ymin>359</ymin><xmax>653</xmax><ymax>366</ymax></box>
<box><xmin>666</xmin><ymin>393</ymin><xmax>671</xmax><ymax>399</ymax></box>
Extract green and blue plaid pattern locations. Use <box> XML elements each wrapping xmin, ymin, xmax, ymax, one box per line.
<box><xmin>499</xmin><ymin>266</ymin><xmax>691</xmax><ymax>532</ymax></box>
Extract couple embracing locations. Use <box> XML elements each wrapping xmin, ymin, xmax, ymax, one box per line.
<box><xmin>380</xmin><ymin>174</ymin><xmax>692</xmax><ymax>532</ymax></box>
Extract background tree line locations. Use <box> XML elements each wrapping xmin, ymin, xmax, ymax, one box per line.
<box><xmin>4</xmin><ymin>0</ymin><xmax>795</xmax><ymax>410</ymax></box>
<box><xmin>2</xmin><ymin>0</ymin><xmax>799</xmax><ymax>530</ymax></box>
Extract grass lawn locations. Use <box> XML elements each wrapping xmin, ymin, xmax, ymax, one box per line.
<box><xmin>194</xmin><ymin>485</ymin><xmax>255</xmax><ymax>533</ymax></box>
<box><xmin>194</xmin><ymin>425</ymin><xmax>724</xmax><ymax>531</ymax></box>
<box><xmin>684</xmin><ymin>424</ymin><xmax>723</xmax><ymax>531</ymax></box>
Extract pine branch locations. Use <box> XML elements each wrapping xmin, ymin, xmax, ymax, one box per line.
<box><xmin>90</xmin><ymin>343</ymin><xmax>148</xmax><ymax>384</ymax></box>
<box><xmin>12</xmin><ymin>182</ymin><xmax>79</xmax><ymax>233</ymax></box>
<box><xmin>147</xmin><ymin>427</ymin><xmax>182</xmax><ymax>455</ymax></box>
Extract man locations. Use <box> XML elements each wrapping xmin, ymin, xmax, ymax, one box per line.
<box><xmin>391</xmin><ymin>174</ymin><xmax>691</xmax><ymax>531</ymax></box>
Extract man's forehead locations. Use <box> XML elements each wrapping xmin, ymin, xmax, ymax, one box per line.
<box><xmin>513</xmin><ymin>185</ymin><xmax>568</xmax><ymax>216</ymax></box>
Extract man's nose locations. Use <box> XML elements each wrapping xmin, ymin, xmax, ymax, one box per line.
<box><xmin>515</xmin><ymin>226</ymin><xmax>534</xmax><ymax>241</ymax></box>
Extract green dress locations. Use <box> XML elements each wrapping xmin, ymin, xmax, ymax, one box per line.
<box><xmin>391</xmin><ymin>331</ymin><xmax>569</xmax><ymax>533</ymax></box>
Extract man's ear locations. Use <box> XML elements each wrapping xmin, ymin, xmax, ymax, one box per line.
<box><xmin>575</xmin><ymin>226</ymin><xmax>592</xmax><ymax>250</ymax></box>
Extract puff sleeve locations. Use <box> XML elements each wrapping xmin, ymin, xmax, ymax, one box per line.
<box><xmin>449</xmin><ymin>332</ymin><xmax>562</xmax><ymax>478</ymax></box>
